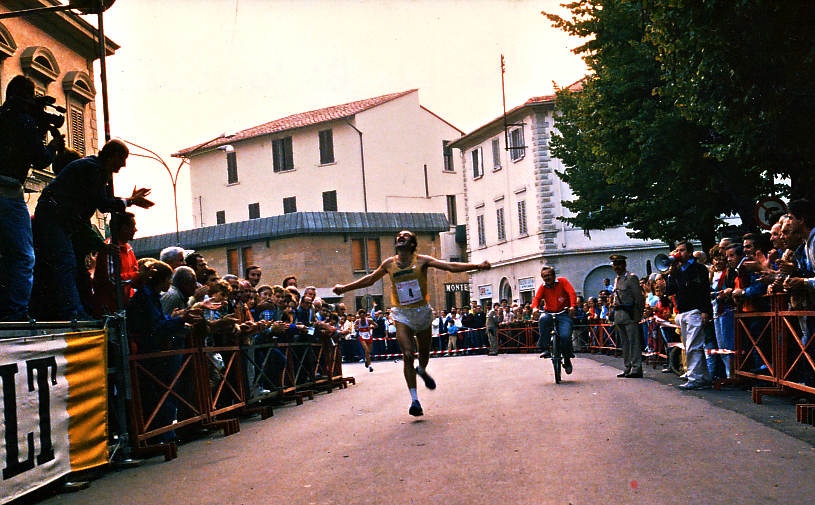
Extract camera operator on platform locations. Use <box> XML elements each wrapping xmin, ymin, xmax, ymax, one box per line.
<box><xmin>31</xmin><ymin>139</ymin><xmax>153</xmax><ymax>320</ymax></box>
<box><xmin>0</xmin><ymin>75</ymin><xmax>65</xmax><ymax>321</ymax></box>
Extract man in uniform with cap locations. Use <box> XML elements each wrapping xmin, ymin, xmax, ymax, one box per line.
<box><xmin>610</xmin><ymin>255</ymin><xmax>645</xmax><ymax>378</ymax></box>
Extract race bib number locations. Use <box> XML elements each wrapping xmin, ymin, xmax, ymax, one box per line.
<box><xmin>395</xmin><ymin>279</ymin><xmax>423</xmax><ymax>305</ymax></box>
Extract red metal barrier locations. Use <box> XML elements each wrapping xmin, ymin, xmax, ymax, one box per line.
<box><xmin>735</xmin><ymin>294</ymin><xmax>815</xmax><ymax>411</ymax></box>
<box><xmin>496</xmin><ymin>323</ymin><xmax>538</xmax><ymax>352</ymax></box>
<box><xmin>585</xmin><ymin>319</ymin><xmax>618</xmax><ymax>353</ymax></box>
<box><xmin>127</xmin><ymin>343</ymin><xmax>208</xmax><ymax>460</ymax></box>
<box><xmin>127</xmin><ymin>329</ymin><xmax>355</xmax><ymax>457</ymax></box>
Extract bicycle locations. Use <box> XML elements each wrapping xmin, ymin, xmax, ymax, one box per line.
<box><xmin>540</xmin><ymin>309</ymin><xmax>569</xmax><ymax>384</ymax></box>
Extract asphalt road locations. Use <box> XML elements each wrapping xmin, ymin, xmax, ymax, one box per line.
<box><xmin>33</xmin><ymin>353</ymin><xmax>815</xmax><ymax>505</ymax></box>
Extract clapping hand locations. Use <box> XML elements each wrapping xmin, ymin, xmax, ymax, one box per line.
<box><xmin>128</xmin><ymin>186</ymin><xmax>155</xmax><ymax>209</ymax></box>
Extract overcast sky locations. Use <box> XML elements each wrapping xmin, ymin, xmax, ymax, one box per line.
<box><xmin>89</xmin><ymin>0</ymin><xmax>587</xmax><ymax>237</ymax></box>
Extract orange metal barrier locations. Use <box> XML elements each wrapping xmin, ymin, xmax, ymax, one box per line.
<box><xmin>734</xmin><ymin>293</ymin><xmax>815</xmax><ymax>412</ymax></box>
<box><xmin>496</xmin><ymin>323</ymin><xmax>538</xmax><ymax>352</ymax></box>
<box><xmin>127</xmin><ymin>329</ymin><xmax>354</xmax><ymax>459</ymax></box>
<box><xmin>585</xmin><ymin>319</ymin><xmax>618</xmax><ymax>352</ymax></box>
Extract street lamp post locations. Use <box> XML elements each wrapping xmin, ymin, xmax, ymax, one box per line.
<box><xmin>121</xmin><ymin>139</ymin><xmax>186</xmax><ymax>245</ymax></box>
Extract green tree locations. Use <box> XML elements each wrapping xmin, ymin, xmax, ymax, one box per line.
<box><xmin>544</xmin><ymin>1</ymin><xmax>808</xmax><ymax>250</ymax></box>
<box><xmin>647</xmin><ymin>0</ymin><xmax>815</xmax><ymax>199</ymax></box>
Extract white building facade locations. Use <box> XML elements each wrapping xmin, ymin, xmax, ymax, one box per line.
<box><xmin>451</xmin><ymin>93</ymin><xmax>667</xmax><ymax>305</ymax></box>
<box><xmin>176</xmin><ymin>90</ymin><xmax>465</xmax><ymax>231</ymax></box>
<box><xmin>169</xmin><ymin>90</ymin><xmax>478</xmax><ymax>309</ymax></box>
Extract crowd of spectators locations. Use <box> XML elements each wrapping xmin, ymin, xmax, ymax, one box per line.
<box><xmin>613</xmin><ymin>199</ymin><xmax>815</xmax><ymax>386</ymax></box>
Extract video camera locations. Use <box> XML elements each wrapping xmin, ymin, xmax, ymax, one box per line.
<box><xmin>31</xmin><ymin>95</ymin><xmax>66</xmax><ymax>137</ymax></box>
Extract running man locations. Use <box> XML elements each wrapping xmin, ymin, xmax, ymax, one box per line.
<box><xmin>333</xmin><ymin>230</ymin><xmax>490</xmax><ymax>417</ymax></box>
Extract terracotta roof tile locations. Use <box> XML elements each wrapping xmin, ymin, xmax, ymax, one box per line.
<box><xmin>173</xmin><ymin>89</ymin><xmax>417</xmax><ymax>157</ymax></box>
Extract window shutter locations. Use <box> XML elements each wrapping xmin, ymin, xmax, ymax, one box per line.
<box><xmin>70</xmin><ymin>106</ymin><xmax>86</xmax><ymax>156</ymax></box>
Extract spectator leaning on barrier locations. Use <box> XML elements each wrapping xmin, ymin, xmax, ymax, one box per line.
<box><xmin>90</xmin><ymin>212</ymin><xmax>139</xmax><ymax>318</ymax></box>
<box><xmin>245</xmin><ymin>265</ymin><xmax>262</xmax><ymax>287</ymax></box>
<box><xmin>572</xmin><ymin>297</ymin><xmax>588</xmax><ymax>353</ymax></box>
<box><xmin>161</xmin><ymin>266</ymin><xmax>197</xmax><ymax>319</ymax></box>
<box><xmin>709</xmin><ymin>246</ymin><xmax>735</xmax><ymax>380</ymax></box>
<box><xmin>664</xmin><ymin>240</ymin><xmax>714</xmax><ymax>390</ymax></box>
<box><xmin>126</xmin><ymin>259</ymin><xmax>204</xmax><ymax>443</ymax></box>
<box><xmin>775</xmin><ymin>209</ymin><xmax>815</xmax><ymax>353</ymax></box>
<box><xmin>610</xmin><ymin>255</ymin><xmax>645</xmax><ymax>378</ymax></box>
<box><xmin>781</xmin><ymin>200</ymin><xmax>815</xmax><ymax>313</ymax></box>
<box><xmin>159</xmin><ymin>246</ymin><xmax>186</xmax><ymax>270</ymax></box>
<box><xmin>733</xmin><ymin>233</ymin><xmax>773</xmax><ymax>374</ymax></box>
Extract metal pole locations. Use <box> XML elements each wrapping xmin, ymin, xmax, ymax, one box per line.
<box><xmin>97</xmin><ymin>2</ymin><xmax>111</xmax><ymax>142</ymax></box>
<box><xmin>125</xmin><ymin>140</ymin><xmax>186</xmax><ymax>245</ymax></box>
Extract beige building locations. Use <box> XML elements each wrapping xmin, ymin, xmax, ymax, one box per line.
<box><xmin>131</xmin><ymin>212</ymin><xmax>465</xmax><ymax>311</ymax></box>
<box><xmin>450</xmin><ymin>87</ymin><xmax>667</xmax><ymax>305</ymax></box>
<box><xmin>0</xmin><ymin>0</ymin><xmax>115</xmax><ymax>219</ymax></box>
<box><xmin>132</xmin><ymin>90</ymin><xmax>476</xmax><ymax>311</ymax></box>
<box><xmin>175</xmin><ymin>89</ymin><xmax>465</xmax><ymax>228</ymax></box>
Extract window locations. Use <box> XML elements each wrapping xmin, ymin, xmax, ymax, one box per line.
<box><xmin>442</xmin><ymin>140</ymin><xmax>454</xmax><ymax>172</ymax></box>
<box><xmin>248</xmin><ymin>202</ymin><xmax>260</xmax><ymax>219</ymax></box>
<box><xmin>227</xmin><ymin>247</ymin><xmax>253</xmax><ymax>276</ymax></box>
<box><xmin>351</xmin><ymin>238</ymin><xmax>381</xmax><ymax>271</ymax></box>
<box><xmin>518</xmin><ymin>200</ymin><xmax>528</xmax><ymax>235</ymax></box>
<box><xmin>471</xmin><ymin>147</ymin><xmax>484</xmax><ymax>179</ymax></box>
<box><xmin>319</xmin><ymin>129</ymin><xmax>335</xmax><ymax>164</ymax></box>
<box><xmin>242</xmin><ymin>247</ymin><xmax>253</xmax><ymax>271</ymax></box>
<box><xmin>226</xmin><ymin>248</ymin><xmax>238</xmax><ymax>275</ymax></box>
<box><xmin>216</xmin><ymin>210</ymin><xmax>226</xmax><ymax>224</ymax></box>
<box><xmin>491</xmin><ymin>138</ymin><xmax>501</xmax><ymax>170</ymax></box>
<box><xmin>477</xmin><ymin>214</ymin><xmax>486</xmax><ymax>247</ymax></box>
<box><xmin>226</xmin><ymin>150</ymin><xmax>238</xmax><ymax>184</ymax></box>
<box><xmin>62</xmin><ymin>72</ymin><xmax>95</xmax><ymax>156</ymax></box>
<box><xmin>497</xmin><ymin>207</ymin><xmax>506</xmax><ymax>241</ymax></box>
<box><xmin>283</xmin><ymin>196</ymin><xmax>297</xmax><ymax>214</ymax></box>
<box><xmin>69</xmin><ymin>105</ymin><xmax>86</xmax><ymax>156</ymax></box>
<box><xmin>509</xmin><ymin>127</ymin><xmax>525</xmax><ymax>161</ymax></box>
<box><xmin>323</xmin><ymin>190</ymin><xmax>338</xmax><ymax>211</ymax></box>
<box><xmin>446</xmin><ymin>195</ymin><xmax>457</xmax><ymax>226</ymax></box>
<box><xmin>272</xmin><ymin>136</ymin><xmax>294</xmax><ymax>172</ymax></box>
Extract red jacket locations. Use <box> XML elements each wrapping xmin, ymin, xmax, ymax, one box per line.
<box><xmin>531</xmin><ymin>277</ymin><xmax>577</xmax><ymax>313</ymax></box>
<box><xmin>92</xmin><ymin>241</ymin><xmax>138</xmax><ymax>317</ymax></box>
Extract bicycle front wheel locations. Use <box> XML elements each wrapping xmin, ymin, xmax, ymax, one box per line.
<box><xmin>551</xmin><ymin>332</ymin><xmax>561</xmax><ymax>384</ymax></box>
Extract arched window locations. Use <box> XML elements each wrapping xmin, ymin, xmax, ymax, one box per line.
<box><xmin>0</xmin><ymin>23</ymin><xmax>17</xmax><ymax>101</ymax></box>
<box><xmin>20</xmin><ymin>46</ymin><xmax>60</xmax><ymax>92</ymax></box>
<box><xmin>0</xmin><ymin>23</ymin><xmax>16</xmax><ymax>60</ymax></box>
<box><xmin>499</xmin><ymin>278</ymin><xmax>513</xmax><ymax>304</ymax></box>
<box><xmin>62</xmin><ymin>71</ymin><xmax>96</xmax><ymax>156</ymax></box>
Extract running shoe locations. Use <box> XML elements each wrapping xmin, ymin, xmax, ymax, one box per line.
<box><xmin>415</xmin><ymin>366</ymin><xmax>436</xmax><ymax>390</ymax></box>
<box><xmin>368</xmin><ymin>365</ymin><xmax>373</xmax><ymax>372</ymax></box>
<box><xmin>409</xmin><ymin>400</ymin><xmax>423</xmax><ymax>416</ymax></box>
<box><xmin>564</xmin><ymin>358</ymin><xmax>573</xmax><ymax>375</ymax></box>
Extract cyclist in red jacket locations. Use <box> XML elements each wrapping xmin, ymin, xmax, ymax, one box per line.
<box><xmin>532</xmin><ymin>266</ymin><xmax>577</xmax><ymax>374</ymax></box>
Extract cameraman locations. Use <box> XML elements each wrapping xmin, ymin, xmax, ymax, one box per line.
<box><xmin>31</xmin><ymin>139</ymin><xmax>153</xmax><ymax>320</ymax></box>
<box><xmin>0</xmin><ymin>75</ymin><xmax>63</xmax><ymax>321</ymax></box>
